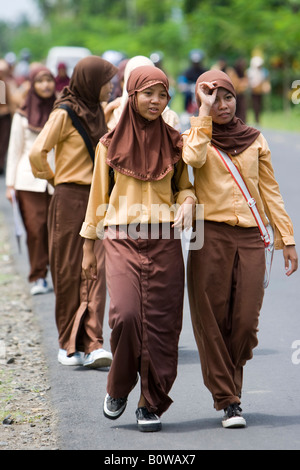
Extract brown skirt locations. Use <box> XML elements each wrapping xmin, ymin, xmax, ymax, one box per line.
<box><xmin>187</xmin><ymin>221</ymin><xmax>265</xmax><ymax>411</ymax></box>
<box><xmin>104</xmin><ymin>224</ymin><xmax>184</xmax><ymax>416</ymax></box>
<box><xmin>48</xmin><ymin>183</ymin><xmax>106</xmax><ymax>353</ymax></box>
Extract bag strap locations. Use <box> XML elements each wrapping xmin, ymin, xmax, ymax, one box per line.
<box><xmin>58</xmin><ymin>104</ymin><xmax>94</xmax><ymax>164</ymax></box>
<box><xmin>213</xmin><ymin>146</ymin><xmax>271</xmax><ymax>247</ymax></box>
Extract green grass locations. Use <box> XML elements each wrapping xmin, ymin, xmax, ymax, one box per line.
<box><xmin>247</xmin><ymin>108</ymin><xmax>300</xmax><ymax>132</ymax></box>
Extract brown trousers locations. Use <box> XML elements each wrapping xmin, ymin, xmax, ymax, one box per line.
<box><xmin>0</xmin><ymin>114</ymin><xmax>11</xmax><ymax>172</ymax></box>
<box><xmin>48</xmin><ymin>183</ymin><xmax>106</xmax><ymax>353</ymax></box>
<box><xmin>17</xmin><ymin>190</ymin><xmax>51</xmax><ymax>282</ymax></box>
<box><xmin>187</xmin><ymin>221</ymin><xmax>265</xmax><ymax>411</ymax></box>
<box><xmin>104</xmin><ymin>225</ymin><xmax>184</xmax><ymax>416</ymax></box>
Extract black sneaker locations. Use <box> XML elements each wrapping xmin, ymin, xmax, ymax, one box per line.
<box><xmin>103</xmin><ymin>393</ymin><xmax>127</xmax><ymax>420</ymax></box>
<box><xmin>222</xmin><ymin>403</ymin><xmax>246</xmax><ymax>428</ymax></box>
<box><xmin>135</xmin><ymin>406</ymin><xmax>162</xmax><ymax>432</ymax></box>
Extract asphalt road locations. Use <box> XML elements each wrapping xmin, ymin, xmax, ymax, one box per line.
<box><xmin>1</xmin><ymin>128</ymin><xmax>300</xmax><ymax>452</ymax></box>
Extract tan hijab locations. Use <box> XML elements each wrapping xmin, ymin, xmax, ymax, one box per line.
<box><xmin>196</xmin><ymin>70</ymin><xmax>260</xmax><ymax>155</ymax></box>
<box><xmin>101</xmin><ymin>65</ymin><xmax>182</xmax><ymax>181</ymax></box>
<box><xmin>54</xmin><ymin>56</ymin><xmax>117</xmax><ymax>148</ymax></box>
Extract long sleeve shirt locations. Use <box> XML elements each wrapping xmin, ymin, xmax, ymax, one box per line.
<box><xmin>6</xmin><ymin>112</ymin><xmax>54</xmax><ymax>193</ymax></box>
<box><xmin>182</xmin><ymin>116</ymin><xmax>295</xmax><ymax>249</ymax></box>
<box><xmin>29</xmin><ymin>108</ymin><xmax>93</xmax><ymax>186</ymax></box>
<box><xmin>80</xmin><ymin>142</ymin><xmax>196</xmax><ymax>240</ymax></box>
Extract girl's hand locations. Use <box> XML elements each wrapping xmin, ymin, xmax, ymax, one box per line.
<box><xmin>82</xmin><ymin>239</ymin><xmax>97</xmax><ymax>280</ymax></box>
<box><xmin>172</xmin><ymin>197</ymin><xmax>195</xmax><ymax>231</ymax></box>
<box><xmin>283</xmin><ymin>245</ymin><xmax>298</xmax><ymax>276</ymax></box>
<box><xmin>6</xmin><ymin>186</ymin><xmax>15</xmax><ymax>204</ymax></box>
<box><xmin>197</xmin><ymin>81</ymin><xmax>218</xmax><ymax>116</ymax></box>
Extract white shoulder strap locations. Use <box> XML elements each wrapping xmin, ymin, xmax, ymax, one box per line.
<box><xmin>213</xmin><ymin>146</ymin><xmax>271</xmax><ymax>246</ymax></box>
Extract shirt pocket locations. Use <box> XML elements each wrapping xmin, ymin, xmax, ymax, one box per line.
<box><xmin>236</xmin><ymin>148</ymin><xmax>259</xmax><ymax>184</ymax></box>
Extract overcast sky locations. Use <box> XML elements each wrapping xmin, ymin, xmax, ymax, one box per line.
<box><xmin>0</xmin><ymin>0</ymin><xmax>41</xmax><ymax>23</ymax></box>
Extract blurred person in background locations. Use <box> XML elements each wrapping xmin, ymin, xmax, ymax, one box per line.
<box><xmin>14</xmin><ymin>48</ymin><xmax>31</xmax><ymax>87</ymax></box>
<box><xmin>178</xmin><ymin>49</ymin><xmax>207</xmax><ymax>114</ymax></box>
<box><xmin>229</xmin><ymin>58</ymin><xmax>249</xmax><ymax>123</ymax></box>
<box><xmin>5</xmin><ymin>66</ymin><xmax>56</xmax><ymax>295</ymax></box>
<box><xmin>0</xmin><ymin>59</ymin><xmax>14</xmax><ymax>174</ymax></box>
<box><xmin>4</xmin><ymin>52</ymin><xmax>20</xmax><ymax>105</ymax></box>
<box><xmin>110</xmin><ymin>58</ymin><xmax>128</xmax><ymax>101</ymax></box>
<box><xmin>55</xmin><ymin>62</ymin><xmax>70</xmax><ymax>94</ymax></box>
<box><xmin>247</xmin><ymin>56</ymin><xmax>271</xmax><ymax>125</ymax></box>
<box><xmin>102</xmin><ymin>50</ymin><xmax>127</xmax><ymax>102</ymax></box>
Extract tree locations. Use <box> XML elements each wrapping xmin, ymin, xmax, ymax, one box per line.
<box><xmin>1</xmin><ymin>0</ymin><xmax>299</xmax><ymax>112</ymax></box>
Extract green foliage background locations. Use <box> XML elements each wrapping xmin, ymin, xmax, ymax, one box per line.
<box><xmin>1</xmin><ymin>0</ymin><xmax>300</xmax><ymax>117</ymax></box>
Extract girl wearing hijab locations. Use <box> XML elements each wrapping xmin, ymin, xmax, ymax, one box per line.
<box><xmin>182</xmin><ymin>70</ymin><xmax>298</xmax><ymax>428</ymax></box>
<box><xmin>6</xmin><ymin>66</ymin><xmax>56</xmax><ymax>295</ymax></box>
<box><xmin>29</xmin><ymin>56</ymin><xmax>118</xmax><ymax>368</ymax></box>
<box><xmin>81</xmin><ymin>65</ymin><xmax>196</xmax><ymax>432</ymax></box>
<box><xmin>55</xmin><ymin>62</ymin><xmax>70</xmax><ymax>93</ymax></box>
<box><xmin>105</xmin><ymin>55</ymin><xmax>181</xmax><ymax>132</ymax></box>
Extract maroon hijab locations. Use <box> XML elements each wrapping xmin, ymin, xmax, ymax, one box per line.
<box><xmin>18</xmin><ymin>66</ymin><xmax>56</xmax><ymax>133</ymax></box>
<box><xmin>196</xmin><ymin>70</ymin><xmax>260</xmax><ymax>155</ymax></box>
<box><xmin>54</xmin><ymin>56</ymin><xmax>118</xmax><ymax>148</ymax></box>
<box><xmin>101</xmin><ymin>65</ymin><xmax>182</xmax><ymax>181</ymax></box>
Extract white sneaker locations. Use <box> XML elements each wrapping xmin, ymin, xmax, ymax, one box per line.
<box><xmin>83</xmin><ymin>348</ymin><xmax>112</xmax><ymax>368</ymax></box>
<box><xmin>57</xmin><ymin>349</ymin><xmax>84</xmax><ymax>366</ymax></box>
<box><xmin>136</xmin><ymin>407</ymin><xmax>162</xmax><ymax>432</ymax></box>
<box><xmin>222</xmin><ymin>403</ymin><xmax>246</xmax><ymax>428</ymax></box>
<box><xmin>30</xmin><ymin>278</ymin><xmax>50</xmax><ymax>295</ymax></box>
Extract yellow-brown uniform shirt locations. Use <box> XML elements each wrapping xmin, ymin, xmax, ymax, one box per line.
<box><xmin>29</xmin><ymin>108</ymin><xmax>93</xmax><ymax>185</ymax></box>
<box><xmin>80</xmin><ymin>142</ymin><xmax>196</xmax><ymax>240</ymax></box>
<box><xmin>182</xmin><ymin>116</ymin><xmax>295</xmax><ymax>249</ymax></box>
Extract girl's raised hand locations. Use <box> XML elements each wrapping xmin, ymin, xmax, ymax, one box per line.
<box><xmin>197</xmin><ymin>81</ymin><xmax>218</xmax><ymax>116</ymax></box>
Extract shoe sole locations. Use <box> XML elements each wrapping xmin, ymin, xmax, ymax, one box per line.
<box><xmin>31</xmin><ymin>288</ymin><xmax>50</xmax><ymax>295</ymax></box>
<box><xmin>58</xmin><ymin>357</ymin><xmax>84</xmax><ymax>366</ymax></box>
<box><xmin>137</xmin><ymin>421</ymin><xmax>162</xmax><ymax>432</ymax></box>
<box><xmin>83</xmin><ymin>356</ymin><xmax>112</xmax><ymax>369</ymax></box>
<box><xmin>222</xmin><ymin>416</ymin><xmax>246</xmax><ymax>428</ymax></box>
<box><xmin>103</xmin><ymin>394</ymin><xmax>127</xmax><ymax>420</ymax></box>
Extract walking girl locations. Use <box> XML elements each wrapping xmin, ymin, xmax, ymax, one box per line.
<box><xmin>30</xmin><ymin>56</ymin><xmax>118</xmax><ymax>368</ymax></box>
<box><xmin>6</xmin><ymin>65</ymin><xmax>56</xmax><ymax>295</ymax></box>
<box><xmin>105</xmin><ymin>54</ymin><xmax>180</xmax><ymax>132</ymax></box>
<box><xmin>183</xmin><ymin>69</ymin><xmax>298</xmax><ymax>428</ymax></box>
<box><xmin>81</xmin><ymin>65</ymin><xmax>196</xmax><ymax>431</ymax></box>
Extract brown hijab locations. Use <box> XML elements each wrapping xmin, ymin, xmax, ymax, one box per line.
<box><xmin>18</xmin><ymin>66</ymin><xmax>56</xmax><ymax>133</ymax></box>
<box><xmin>101</xmin><ymin>65</ymin><xmax>182</xmax><ymax>181</ymax></box>
<box><xmin>54</xmin><ymin>56</ymin><xmax>118</xmax><ymax>148</ymax></box>
<box><xmin>196</xmin><ymin>70</ymin><xmax>260</xmax><ymax>155</ymax></box>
